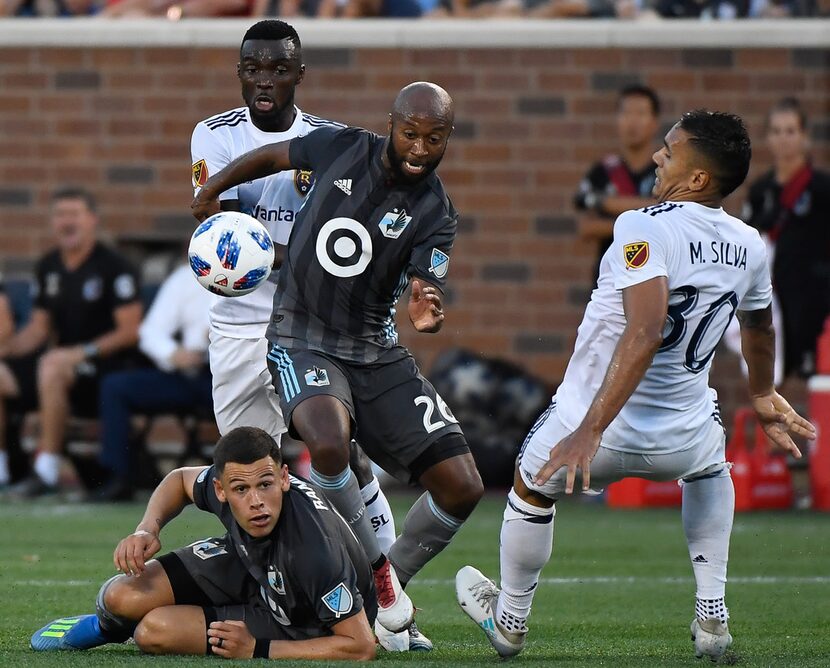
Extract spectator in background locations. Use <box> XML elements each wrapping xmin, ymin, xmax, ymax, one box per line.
<box><xmin>574</xmin><ymin>84</ymin><xmax>660</xmax><ymax>283</ymax></box>
<box><xmin>0</xmin><ymin>0</ymin><xmax>100</xmax><ymax>15</ymax></box>
<box><xmin>2</xmin><ymin>188</ymin><xmax>142</xmax><ymax>498</ymax></box>
<box><xmin>744</xmin><ymin>98</ymin><xmax>830</xmax><ymax>383</ymax></box>
<box><xmin>102</xmin><ymin>0</ymin><xmax>253</xmax><ymax>17</ymax></box>
<box><xmin>93</xmin><ymin>263</ymin><xmax>216</xmax><ymax>502</ymax></box>
<box><xmin>0</xmin><ymin>276</ymin><xmax>15</xmax><ymax>487</ymax></box>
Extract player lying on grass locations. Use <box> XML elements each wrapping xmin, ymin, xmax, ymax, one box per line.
<box><xmin>31</xmin><ymin>426</ymin><xmax>377</xmax><ymax>661</ymax></box>
<box><xmin>455</xmin><ymin>110</ymin><xmax>815</xmax><ymax>662</ymax></box>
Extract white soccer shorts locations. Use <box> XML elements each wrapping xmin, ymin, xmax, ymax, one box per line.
<box><xmin>208</xmin><ymin>332</ymin><xmax>285</xmax><ymax>442</ymax></box>
<box><xmin>517</xmin><ymin>403</ymin><xmax>727</xmax><ymax>500</ymax></box>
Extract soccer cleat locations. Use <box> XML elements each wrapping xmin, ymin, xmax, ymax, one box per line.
<box><xmin>455</xmin><ymin>565</ymin><xmax>526</xmax><ymax>658</ymax></box>
<box><xmin>373</xmin><ymin>559</ymin><xmax>414</xmax><ymax>633</ymax></box>
<box><xmin>31</xmin><ymin>615</ymin><xmax>96</xmax><ymax>651</ymax></box>
<box><xmin>690</xmin><ymin>617</ymin><xmax>733</xmax><ymax>661</ymax></box>
<box><xmin>374</xmin><ymin>619</ymin><xmax>433</xmax><ymax>652</ymax></box>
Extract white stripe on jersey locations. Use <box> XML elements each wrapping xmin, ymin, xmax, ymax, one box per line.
<box><xmin>191</xmin><ymin>106</ymin><xmax>340</xmax><ymax>339</ymax></box>
<box><xmin>555</xmin><ymin>201</ymin><xmax>771</xmax><ymax>454</ymax></box>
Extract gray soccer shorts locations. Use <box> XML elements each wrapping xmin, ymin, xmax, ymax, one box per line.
<box><xmin>266</xmin><ymin>344</ymin><xmax>467</xmax><ymax>483</ymax></box>
<box><xmin>157</xmin><ymin>535</ymin><xmax>290</xmax><ymax>641</ymax></box>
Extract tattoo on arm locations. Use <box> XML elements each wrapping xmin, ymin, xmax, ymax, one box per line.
<box><xmin>737</xmin><ymin>306</ymin><xmax>772</xmax><ymax>330</ymax></box>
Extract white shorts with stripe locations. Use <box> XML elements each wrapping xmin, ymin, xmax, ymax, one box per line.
<box><xmin>208</xmin><ymin>331</ymin><xmax>285</xmax><ymax>441</ymax></box>
<box><xmin>517</xmin><ymin>402</ymin><xmax>727</xmax><ymax>500</ymax></box>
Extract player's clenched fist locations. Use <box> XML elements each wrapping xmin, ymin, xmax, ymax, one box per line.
<box><xmin>208</xmin><ymin>620</ymin><xmax>256</xmax><ymax>659</ymax></box>
<box><xmin>113</xmin><ymin>529</ymin><xmax>161</xmax><ymax>577</ymax></box>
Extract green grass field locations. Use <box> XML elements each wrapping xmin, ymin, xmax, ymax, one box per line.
<box><xmin>1</xmin><ymin>493</ymin><xmax>829</xmax><ymax>667</ymax></box>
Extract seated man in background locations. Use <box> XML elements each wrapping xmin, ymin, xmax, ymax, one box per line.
<box><xmin>0</xmin><ymin>275</ymin><xmax>15</xmax><ymax>487</ymax></box>
<box><xmin>32</xmin><ymin>427</ymin><xmax>377</xmax><ymax>662</ymax></box>
<box><xmin>1</xmin><ymin>187</ymin><xmax>142</xmax><ymax>497</ymax></box>
<box><xmin>94</xmin><ymin>262</ymin><xmax>216</xmax><ymax>502</ymax></box>
<box><xmin>574</xmin><ymin>84</ymin><xmax>661</xmax><ymax>283</ymax></box>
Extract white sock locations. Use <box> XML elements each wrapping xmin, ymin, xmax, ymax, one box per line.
<box><xmin>696</xmin><ymin>597</ymin><xmax>729</xmax><ymax>623</ymax></box>
<box><xmin>496</xmin><ymin>488</ymin><xmax>555</xmax><ymax>623</ymax></box>
<box><xmin>0</xmin><ymin>450</ymin><xmax>9</xmax><ymax>485</ymax></box>
<box><xmin>682</xmin><ymin>470</ymin><xmax>734</xmax><ymax>606</ymax></box>
<box><xmin>34</xmin><ymin>452</ymin><xmax>61</xmax><ymax>486</ymax></box>
<box><xmin>360</xmin><ymin>476</ymin><xmax>396</xmax><ymax>555</ymax></box>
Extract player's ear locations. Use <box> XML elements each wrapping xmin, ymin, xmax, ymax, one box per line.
<box><xmin>296</xmin><ymin>63</ymin><xmax>305</xmax><ymax>86</ymax></box>
<box><xmin>279</xmin><ymin>464</ymin><xmax>290</xmax><ymax>492</ymax></box>
<box><xmin>213</xmin><ymin>476</ymin><xmax>227</xmax><ymax>503</ymax></box>
<box><xmin>689</xmin><ymin>168</ymin><xmax>710</xmax><ymax>193</ymax></box>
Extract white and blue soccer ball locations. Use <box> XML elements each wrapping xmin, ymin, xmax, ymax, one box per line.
<box><xmin>188</xmin><ymin>212</ymin><xmax>274</xmax><ymax>297</ymax></box>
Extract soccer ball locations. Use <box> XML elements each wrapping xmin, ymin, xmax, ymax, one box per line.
<box><xmin>188</xmin><ymin>212</ymin><xmax>274</xmax><ymax>297</ymax></box>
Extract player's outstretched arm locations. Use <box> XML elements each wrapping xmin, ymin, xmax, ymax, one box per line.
<box><xmin>191</xmin><ymin>140</ymin><xmax>294</xmax><ymax>221</ymax></box>
<box><xmin>113</xmin><ymin>466</ymin><xmax>206</xmax><ymax>577</ymax></box>
<box><xmin>535</xmin><ymin>276</ymin><xmax>668</xmax><ymax>492</ymax></box>
<box><xmin>738</xmin><ymin>307</ymin><xmax>816</xmax><ymax>456</ymax></box>
<box><xmin>207</xmin><ymin>611</ymin><xmax>376</xmax><ymax>661</ymax></box>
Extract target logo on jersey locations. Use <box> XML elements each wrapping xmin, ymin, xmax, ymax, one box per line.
<box><xmin>188</xmin><ymin>212</ymin><xmax>275</xmax><ymax>297</ymax></box>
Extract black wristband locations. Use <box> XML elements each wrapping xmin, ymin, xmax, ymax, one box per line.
<box><xmin>254</xmin><ymin>638</ymin><xmax>270</xmax><ymax>659</ymax></box>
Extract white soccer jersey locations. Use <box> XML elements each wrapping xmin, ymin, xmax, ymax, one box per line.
<box><xmin>191</xmin><ymin>106</ymin><xmax>339</xmax><ymax>339</ymax></box>
<box><xmin>555</xmin><ymin>201</ymin><xmax>772</xmax><ymax>454</ymax></box>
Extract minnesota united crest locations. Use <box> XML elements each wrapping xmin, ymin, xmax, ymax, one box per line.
<box><xmin>378</xmin><ymin>208</ymin><xmax>412</xmax><ymax>239</ymax></box>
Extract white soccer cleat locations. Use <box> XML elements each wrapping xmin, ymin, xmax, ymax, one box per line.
<box><xmin>374</xmin><ymin>619</ymin><xmax>433</xmax><ymax>652</ymax></box>
<box><xmin>455</xmin><ymin>565</ymin><xmax>526</xmax><ymax>658</ymax></box>
<box><xmin>690</xmin><ymin>617</ymin><xmax>733</xmax><ymax>661</ymax></box>
<box><xmin>373</xmin><ymin>559</ymin><xmax>414</xmax><ymax>633</ymax></box>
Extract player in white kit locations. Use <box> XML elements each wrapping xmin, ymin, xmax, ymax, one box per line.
<box><xmin>190</xmin><ymin>21</ymin><xmax>416</xmax><ymax>648</ymax></box>
<box><xmin>456</xmin><ymin>110</ymin><xmax>815</xmax><ymax>661</ymax></box>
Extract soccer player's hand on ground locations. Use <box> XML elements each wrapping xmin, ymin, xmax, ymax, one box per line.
<box><xmin>751</xmin><ymin>390</ymin><xmax>816</xmax><ymax>458</ymax></box>
<box><xmin>113</xmin><ymin>530</ymin><xmax>161</xmax><ymax>577</ymax></box>
<box><xmin>535</xmin><ymin>425</ymin><xmax>601</xmax><ymax>494</ymax></box>
<box><xmin>207</xmin><ymin>620</ymin><xmax>256</xmax><ymax>659</ymax></box>
<box><xmin>191</xmin><ymin>191</ymin><xmax>221</xmax><ymax>222</ymax></box>
<box><xmin>408</xmin><ymin>280</ymin><xmax>444</xmax><ymax>333</ymax></box>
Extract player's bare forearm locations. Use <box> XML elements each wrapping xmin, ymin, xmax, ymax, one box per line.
<box><xmin>135</xmin><ymin>467</ymin><xmax>202</xmax><ymax>535</ymax></box>
<box><xmin>197</xmin><ymin>142</ymin><xmax>293</xmax><ymax>202</ymax></box>
<box><xmin>580</xmin><ymin>277</ymin><xmax>668</xmax><ymax>435</ymax></box>
<box><xmin>262</xmin><ymin>614</ymin><xmax>375</xmax><ymax>661</ymax></box>
<box><xmin>737</xmin><ymin>306</ymin><xmax>776</xmax><ymax>397</ymax></box>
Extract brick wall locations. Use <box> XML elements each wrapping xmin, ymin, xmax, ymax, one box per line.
<box><xmin>0</xmin><ymin>34</ymin><xmax>827</xmax><ymax>427</ymax></box>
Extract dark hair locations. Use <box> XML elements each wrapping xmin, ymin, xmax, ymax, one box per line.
<box><xmin>51</xmin><ymin>187</ymin><xmax>96</xmax><ymax>213</ymax></box>
<box><xmin>213</xmin><ymin>427</ymin><xmax>282</xmax><ymax>475</ymax></box>
<box><xmin>241</xmin><ymin>20</ymin><xmax>301</xmax><ymax>55</ymax></box>
<box><xmin>767</xmin><ymin>97</ymin><xmax>807</xmax><ymax>132</ymax></box>
<box><xmin>619</xmin><ymin>84</ymin><xmax>661</xmax><ymax>117</ymax></box>
<box><xmin>678</xmin><ymin>109</ymin><xmax>752</xmax><ymax>198</ymax></box>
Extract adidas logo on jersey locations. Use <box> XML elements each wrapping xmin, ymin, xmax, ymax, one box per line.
<box><xmin>334</xmin><ymin>179</ymin><xmax>352</xmax><ymax>196</ymax></box>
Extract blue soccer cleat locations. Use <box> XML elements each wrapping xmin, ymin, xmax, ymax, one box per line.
<box><xmin>31</xmin><ymin>614</ymin><xmax>103</xmax><ymax>651</ymax></box>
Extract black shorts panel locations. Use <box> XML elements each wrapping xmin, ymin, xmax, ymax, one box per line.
<box><xmin>266</xmin><ymin>345</ymin><xmax>355</xmax><ymax>440</ymax></box>
<box><xmin>409</xmin><ymin>433</ymin><xmax>471</xmax><ymax>482</ymax></box>
<box><xmin>4</xmin><ymin>352</ymin><xmax>40</xmax><ymax>412</ymax></box>
<box><xmin>350</xmin><ymin>354</ymin><xmax>464</xmax><ymax>483</ymax></box>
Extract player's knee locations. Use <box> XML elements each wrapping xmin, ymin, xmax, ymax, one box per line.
<box><xmin>133</xmin><ymin>608</ymin><xmax>174</xmax><ymax>654</ymax></box>
<box><xmin>103</xmin><ymin>576</ymin><xmax>148</xmax><ymax>621</ymax></box>
<box><xmin>304</xmin><ymin>432</ymin><xmax>351</xmax><ymax>471</ymax></box>
<box><xmin>433</xmin><ymin>468</ymin><xmax>484</xmax><ymax>519</ymax></box>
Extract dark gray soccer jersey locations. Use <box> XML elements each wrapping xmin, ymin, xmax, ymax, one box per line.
<box><xmin>192</xmin><ymin>468</ymin><xmax>376</xmax><ymax>638</ymax></box>
<box><xmin>265</xmin><ymin>126</ymin><xmax>457</xmax><ymax>364</ymax></box>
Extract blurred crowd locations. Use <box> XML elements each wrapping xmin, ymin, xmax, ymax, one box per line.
<box><xmin>0</xmin><ymin>0</ymin><xmax>825</xmax><ymax>19</ymax></box>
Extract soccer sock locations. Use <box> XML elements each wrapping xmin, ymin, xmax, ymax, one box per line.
<box><xmin>311</xmin><ymin>466</ymin><xmax>382</xmax><ymax>563</ymax></box>
<box><xmin>360</xmin><ymin>475</ymin><xmax>396</xmax><ymax>555</ymax></box>
<box><xmin>0</xmin><ymin>450</ymin><xmax>9</xmax><ymax>485</ymax></box>
<box><xmin>696</xmin><ymin>597</ymin><xmax>729</xmax><ymax>624</ymax></box>
<box><xmin>496</xmin><ymin>488</ymin><xmax>555</xmax><ymax>624</ymax></box>
<box><xmin>93</xmin><ymin>575</ymin><xmax>137</xmax><ymax>643</ymax></box>
<box><xmin>388</xmin><ymin>492</ymin><xmax>464</xmax><ymax>586</ymax></box>
<box><xmin>34</xmin><ymin>452</ymin><xmax>61</xmax><ymax>486</ymax></box>
<box><xmin>682</xmin><ymin>469</ymin><xmax>734</xmax><ymax>620</ymax></box>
